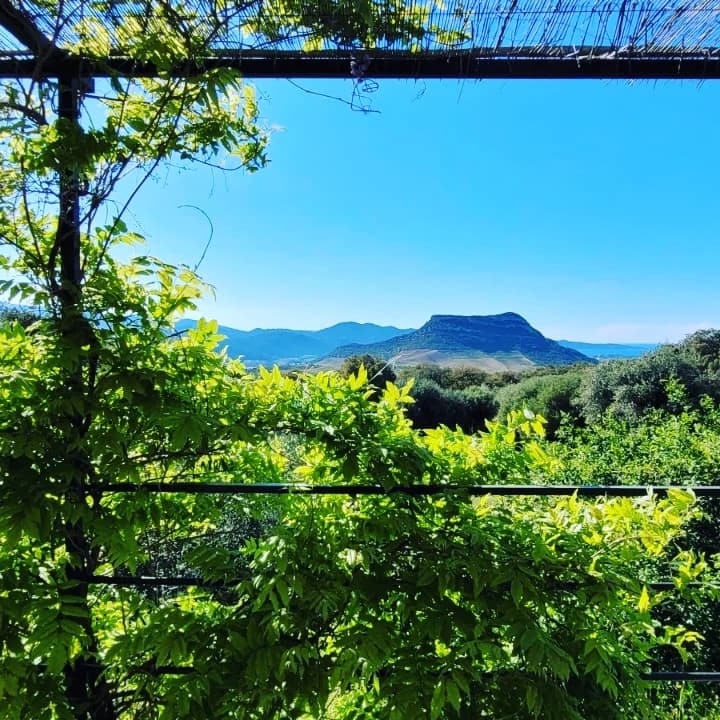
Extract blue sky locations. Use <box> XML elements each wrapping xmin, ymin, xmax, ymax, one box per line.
<box><xmin>125</xmin><ymin>77</ymin><xmax>720</xmax><ymax>343</ymax></box>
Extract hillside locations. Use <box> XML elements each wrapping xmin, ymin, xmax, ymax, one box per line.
<box><xmin>174</xmin><ymin>320</ymin><xmax>412</xmax><ymax>365</ymax></box>
<box><xmin>330</xmin><ymin>313</ymin><xmax>592</xmax><ymax>367</ymax></box>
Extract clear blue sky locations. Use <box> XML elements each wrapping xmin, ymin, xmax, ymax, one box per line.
<box><xmin>125</xmin><ymin>77</ymin><xmax>720</xmax><ymax>343</ymax></box>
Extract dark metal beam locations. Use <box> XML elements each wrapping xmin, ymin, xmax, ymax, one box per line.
<box><xmin>2</xmin><ymin>51</ymin><xmax>720</xmax><ymax>80</ymax></box>
<box><xmin>57</xmin><ymin>80</ymin><xmax>82</xmax><ymax>300</ymax></box>
<box><xmin>79</xmin><ymin>574</ymin><xmax>707</xmax><ymax>592</ymax></box>
<box><xmin>89</xmin><ymin>482</ymin><xmax>720</xmax><ymax>496</ymax></box>
<box><xmin>643</xmin><ymin>672</ymin><xmax>720</xmax><ymax>682</ymax></box>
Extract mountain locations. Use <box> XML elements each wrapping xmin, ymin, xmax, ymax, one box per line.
<box><xmin>329</xmin><ymin>313</ymin><xmax>593</xmax><ymax>368</ymax></box>
<box><xmin>175</xmin><ymin>319</ymin><xmax>413</xmax><ymax>365</ymax></box>
<box><xmin>3</xmin><ymin>307</ymin><xmax>658</xmax><ymax>366</ymax></box>
<box><xmin>557</xmin><ymin>340</ymin><xmax>657</xmax><ymax>359</ymax></box>
<box><xmin>312</xmin><ymin>322</ymin><xmax>414</xmax><ymax>348</ymax></box>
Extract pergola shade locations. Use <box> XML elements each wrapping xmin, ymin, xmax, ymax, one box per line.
<box><xmin>1</xmin><ymin>0</ymin><xmax>720</xmax><ymax>79</ymax></box>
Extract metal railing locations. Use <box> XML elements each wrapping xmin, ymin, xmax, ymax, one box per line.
<box><xmin>77</xmin><ymin>481</ymin><xmax>720</xmax><ymax>682</ymax></box>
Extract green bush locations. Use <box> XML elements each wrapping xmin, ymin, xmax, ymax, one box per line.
<box><xmin>578</xmin><ymin>345</ymin><xmax>720</xmax><ymax>424</ymax></box>
<box><xmin>494</xmin><ymin>369</ymin><xmax>587</xmax><ymax>438</ymax></box>
<box><xmin>406</xmin><ymin>378</ymin><xmax>498</xmax><ymax>433</ymax></box>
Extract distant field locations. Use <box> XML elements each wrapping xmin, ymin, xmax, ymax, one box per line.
<box><xmin>312</xmin><ymin>349</ymin><xmax>538</xmax><ymax>373</ymax></box>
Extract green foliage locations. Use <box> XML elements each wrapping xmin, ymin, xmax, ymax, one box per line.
<box><xmin>555</xmin><ymin>400</ymin><xmax>720</xmax><ymax>487</ymax></box>
<box><xmin>2</xmin><ymin>270</ymin><xmax>714</xmax><ymax>718</ymax></box>
<box><xmin>405</xmin><ymin>377</ymin><xmax>498</xmax><ymax>434</ymax></box>
<box><xmin>399</xmin><ymin>365</ymin><xmax>594</xmax><ymax>438</ymax></box>
<box><xmin>578</xmin><ymin>345</ymin><xmax>720</xmax><ymax>424</ymax></box>
<box><xmin>246</xmin><ymin>0</ymin><xmax>440</xmax><ymax>50</ymax></box>
<box><xmin>398</xmin><ymin>363</ymin><xmax>521</xmax><ymax>390</ymax></box>
<box><xmin>495</xmin><ymin>368</ymin><xmax>587</xmax><ymax>438</ymax></box>
<box><xmin>240</xmin><ymin>467</ymin><xmax>704</xmax><ymax>720</ymax></box>
<box><xmin>553</xmin><ymin>401</ymin><xmax>720</xmax><ymax>714</ymax></box>
<box><xmin>679</xmin><ymin>329</ymin><xmax>720</xmax><ymax>375</ymax></box>
<box><xmin>340</xmin><ymin>354</ymin><xmax>397</xmax><ymax>399</ymax></box>
<box><xmin>1</xmin><ymin>4</ymin><xmax>719</xmax><ymax>718</ymax></box>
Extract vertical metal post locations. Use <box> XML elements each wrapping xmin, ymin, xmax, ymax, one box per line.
<box><xmin>56</xmin><ymin>74</ymin><xmax>89</xmax><ymax>720</ymax></box>
<box><xmin>56</xmin><ymin>75</ymin><xmax>116</xmax><ymax>720</ymax></box>
<box><xmin>57</xmin><ymin>77</ymin><xmax>82</xmax><ymax>302</ymax></box>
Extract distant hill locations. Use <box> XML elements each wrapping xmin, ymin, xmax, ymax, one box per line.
<box><xmin>557</xmin><ymin>340</ymin><xmax>657</xmax><ymax>359</ymax></box>
<box><xmin>175</xmin><ymin>319</ymin><xmax>412</xmax><ymax>365</ymax></box>
<box><xmin>329</xmin><ymin>313</ymin><xmax>593</xmax><ymax>368</ymax></box>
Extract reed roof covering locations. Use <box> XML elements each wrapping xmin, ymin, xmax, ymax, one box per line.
<box><xmin>2</xmin><ymin>0</ymin><xmax>720</xmax><ymax>79</ymax></box>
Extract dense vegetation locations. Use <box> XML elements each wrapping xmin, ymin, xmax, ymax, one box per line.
<box><xmin>389</xmin><ymin>332</ymin><xmax>720</xmax><ymax>438</ymax></box>
<box><xmin>379</xmin><ymin>334</ymin><xmax>720</xmax><ymax>716</ymax></box>
<box><xmin>2</xmin><ymin>3</ymin><xmax>720</xmax><ymax>719</ymax></box>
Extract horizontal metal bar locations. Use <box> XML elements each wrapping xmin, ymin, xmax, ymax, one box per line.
<box><xmin>642</xmin><ymin>672</ymin><xmax>720</xmax><ymax>682</ymax></box>
<box><xmin>3</xmin><ymin>51</ymin><xmax>720</xmax><ymax>79</ymax></box>
<box><xmin>86</xmin><ymin>575</ymin><xmax>221</xmax><ymax>588</ymax></box>
<box><xmin>88</xmin><ymin>483</ymin><xmax>720</xmax><ymax>497</ymax></box>
<box><xmin>34</xmin><ymin>662</ymin><xmax>720</xmax><ymax>681</ymax></box>
<box><xmin>82</xmin><ymin>574</ymin><xmax>704</xmax><ymax>592</ymax></box>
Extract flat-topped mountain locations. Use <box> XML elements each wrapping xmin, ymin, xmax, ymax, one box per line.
<box><xmin>330</xmin><ymin>313</ymin><xmax>592</xmax><ymax>368</ymax></box>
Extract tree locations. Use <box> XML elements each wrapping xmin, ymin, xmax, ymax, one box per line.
<box><xmin>494</xmin><ymin>369</ymin><xmax>587</xmax><ymax>438</ymax></box>
<box><xmin>577</xmin><ymin>345</ymin><xmax>719</xmax><ymax>424</ymax></box>
<box><xmin>1</xmin><ymin>4</ymin><xmax>267</xmax><ymax>718</ymax></box>
<box><xmin>0</xmin><ymin>3</ymin><xmax>715</xmax><ymax>719</ymax></box>
<box><xmin>680</xmin><ymin>328</ymin><xmax>720</xmax><ymax>375</ymax></box>
<box><xmin>405</xmin><ymin>378</ymin><xmax>498</xmax><ymax>433</ymax></box>
<box><xmin>340</xmin><ymin>354</ymin><xmax>396</xmax><ymax>398</ymax></box>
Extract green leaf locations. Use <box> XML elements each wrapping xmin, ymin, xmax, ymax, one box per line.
<box><xmin>430</xmin><ymin>681</ymin><xmax>444</xmax><ymax>720</ymax></box>
<box><xmin>445</xmin><ymin>678</ymin><xmax>461</xmax><ymax>713</ymax></box>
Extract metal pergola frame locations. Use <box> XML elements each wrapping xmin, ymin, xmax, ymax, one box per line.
<box><xmin>3</xmin><ymin>1</ymin><xmax>720</xmax><ymax>81</ymax></box>
<box><xmin>3</xmin><ymin>50</ymin><xmax>720</xmax><ymax>80</ymax></box>
<box><xmin>74</xmin><ymin>481</ymin><xmax>720</xmax><ymax>682</ymax></box>
<box><xmin>5</xmin><ymin>0</ymin><xmax>720</xmax><ymax>692</ymax></box>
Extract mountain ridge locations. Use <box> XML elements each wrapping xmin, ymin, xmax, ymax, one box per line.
<box><xmin>330</xmin><ymin>313</ymin><xmax>591</xmax><ymax>366</ymax></box>
<box><xmin>174</xmin><ymin>314</ymin><xmax>657</xmax><ymax>368</ymax></box>
<box><xmin>175</xmin><ymin>319</ymin><xmax>413</xmax><ymax>364</ymax></box>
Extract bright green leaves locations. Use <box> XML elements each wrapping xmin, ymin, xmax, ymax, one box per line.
<box><xmin>0</xmin><ymin>288</ymin><xmax>716</xmax><ymax>719</ymax></box>
<box><xmin>244</xmin><ymin>0</ymin><xmax>432</xmax><ymax>52</ymax></box>
<box><xmin>555</xmin><ymin>398</ymin><xmax>720</xmax><ymax>486</ymax></box>
<box><xmin>1</xmin><ymin>27</ymin><xmax>268</xmax><ymax>323</ymax></box>
<box><xmin>2</xmin><ymin>10</ymin><xmax>719</xmax><ymax>713</ymax></box>
<box><xmin>422</xmin><ymin>408</ymin><xmax>559</xmax><ymax>486</ymax></box>
<box><xmin>234</xmin><ymin>454</ymin><xmax>705</xmax><ymax>719</ymax></box>
<box><xmin>380</xmin><ymin>379</ymin><xmax>415</xmax><ymax>408</ymax></box>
